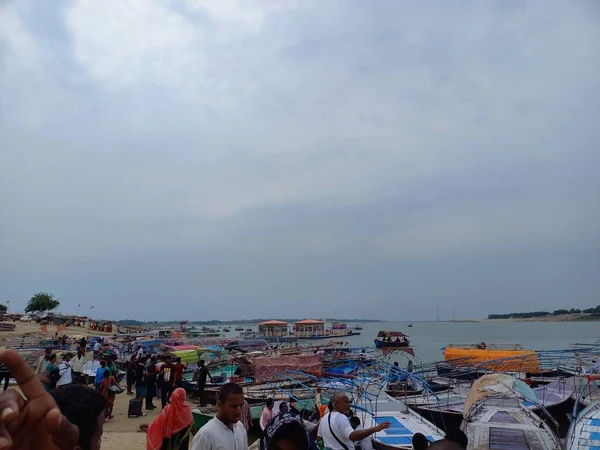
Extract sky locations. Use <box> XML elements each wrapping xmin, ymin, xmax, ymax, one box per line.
<box><xmin>1</xmin><ymin>1</ymin><xmax>599</xmax><ymax>322</ymax></box>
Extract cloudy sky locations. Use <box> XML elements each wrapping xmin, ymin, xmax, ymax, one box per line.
<box><xmin>1</xmin><ymin>1</ymin><xmax>599</xmax><ymax>321</ymax></box>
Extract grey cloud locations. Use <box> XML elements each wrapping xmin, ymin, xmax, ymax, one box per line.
<box><xmin>1</xmin><ymin>1</ymin><xmax>599</xmax><ymax>320</ymax></box>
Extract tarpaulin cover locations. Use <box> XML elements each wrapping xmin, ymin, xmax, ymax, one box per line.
<box><xmin>172</xmin><ymin>349</ymin><xmax>200</xmax><ymax>364</ymax></box>
<box><xmin>253</xmin><ymin>355</ymin><xmax>322</xmax><ymax>383</ymax></box>
<box><xmin>464</xmin><ymin>373</ymin><xmax>538</xmax><ymax>418</ymax></box>
<box><xmin>445</xmin><ymin>347</ymin><xmax>540</xmax><ymax>373</ymax></box>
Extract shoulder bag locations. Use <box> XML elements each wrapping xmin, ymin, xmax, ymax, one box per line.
<box><xmin>328</xmin><ymin>413</ymin><xmax>350</xmax><ymax>450</ymax></box>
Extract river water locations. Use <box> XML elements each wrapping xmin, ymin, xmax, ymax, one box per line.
<box><xmin>219</xmin><ymin>320</ymin><xmax>599</xmax><ymax>363</ymax></box>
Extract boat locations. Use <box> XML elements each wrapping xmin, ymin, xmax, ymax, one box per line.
<box><xmin>223</xmin><ymin>327</ymin><xmax>230</xmax><ymax>332</ymax></box>
<box><xmin>408</xmin><ymin>323</ymin><xmax>413</xmax><ymax>328</ymax></box>
<box><xmin>354</xmin><ymin>324</ymin><xmax>363</xmax><ymax>331</ymax></box>
<box><xmin>374</xmin><ymin>331</ymin><xmax>410</xmax><ymax>349</ymax></box>
<box><xmin>565</xmin><ymin>401</ymin><xmax>600</xmax><ymax>450</ymax></box>
<box><xmin>407</xmin><ymin>378</ymin><xmax>572</xmax><ymax>431</ymax></box>
<box><xmin>566</xmin><ymin>374</ymin><xmax>600</xmax><ymax>406</ymax></box>
<box><xmin>234</xmin><ymin>326</ymin><xmax>244</xmax><ymax>331</ymax></box>
<box><xmin>443</xmin><ymin>343</ymin><xmax>542</xmax><ymax>373</ymax></box>
<box><xmin>461</xmin><ymin>374</ymin><xmax>561</xmax><ymax>450</ymax></box>
<box><xmin>357</xmin><ymin>398</ymin><xmax>444</xmax><ymax>449</ymax></box>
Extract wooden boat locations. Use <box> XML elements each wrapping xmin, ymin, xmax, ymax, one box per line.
<box><xmin>565</xmin><ymin>401</ymin><xmax>600</xmax><ymax>450</ymax></box>
<box><xmin>374</xmin><ymin>331</ymin><xmax>410</xmax><ymax>349</ymax></box>
<box><xmin>358</xmin><ymin>399</ymin><xmax>444</xmax><ymax>449</ymax></box>
<box><xmin>408</xmin><ymin>379</ymin><xmax>572</xmax><ymax>422</ymax></box>
<box><xmin>461</xmin><ymin>374</ymin><xmax>560</xmax><ymax>450</ymax></box>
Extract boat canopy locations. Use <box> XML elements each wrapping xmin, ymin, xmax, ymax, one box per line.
<box><xmin>376</xmin><ymin>330</ymin><xmax>407</xmax><ymax>338</ymax></box>
<box><xmin>463</xmin><ymin>373</ymin><xmax>538</xmax><ymax>418</ymax></box>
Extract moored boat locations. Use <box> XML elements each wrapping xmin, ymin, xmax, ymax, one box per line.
<box><xmin>565</xmin><ymin>401</ymin><xmax>600</xmax><ymax>450</ymax></box>
<box><xmin>374</xmin><ymin>331</ymin><xmax>410</xmax><ymax>349</ymax></box>
<box><xmin>461</xmin><ymin>374</ymin><xmax>560</xmax><ymax>450</ymax></box>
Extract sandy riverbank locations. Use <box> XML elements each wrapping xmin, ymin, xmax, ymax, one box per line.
<box><xmin>486</xmin><ymin>313</ymin><xmax>599</xmax><ymax>323</ymax></box>
<box><xmin>0</xmin><ymin>322</ymin><xmax>161</xmax><ymax>449</ymax></box>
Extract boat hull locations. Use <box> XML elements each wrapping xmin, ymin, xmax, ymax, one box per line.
<box><xmin>374</xmin><ymin>339</ymin><xmax>410</xmax><ymax>349</ymax></box>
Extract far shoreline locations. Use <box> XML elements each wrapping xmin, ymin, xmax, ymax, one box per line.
<box><xmin>486</xmin><ymin>313</ymin><xmax>600</xmax><ymax>323</ymax></box>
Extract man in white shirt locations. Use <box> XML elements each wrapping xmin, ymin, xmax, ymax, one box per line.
<box><xmin>136</xmin><ymin>344</ymin><xmax>144</xmax><ymax>360</ymax></box>
<box><xmin>317</xmin><ymin>392</ymin><xmax>389</xmax><ymax>450</ymax></box>
<box><xmin>57</xmin><ymin>353</ymin><xmax>73</xmax><ymax>387</ymax></box>
<box><xmin>71</xmin><ymin>350</ymin><xmax>86</xmax><ymax>385</ymax></box>
<box><xmin>191</xmin><ymin>383</ymin><xmax>248</xmax><ymax>450</ymax></box>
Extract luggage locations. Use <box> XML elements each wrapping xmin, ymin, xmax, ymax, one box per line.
<box><xmin>127</xmin><ymin>398</ymin><xmax>143</xmax><ymax>418</ymax></box>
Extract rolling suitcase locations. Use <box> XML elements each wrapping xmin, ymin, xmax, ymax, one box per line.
<box><xmin>128</xmin><ymin>398</ymin><xmax>143</xmax><ymax>417</ymax></box>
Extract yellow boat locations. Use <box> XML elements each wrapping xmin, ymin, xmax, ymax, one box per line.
<box><xmin>444</xmin><ymin>344</ymin><xmax>541</xmax><ymax>373</ymax></box>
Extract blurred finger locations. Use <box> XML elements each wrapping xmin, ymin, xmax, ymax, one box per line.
<box><xmin>45</xmin><ymin>408</ymin><xmax>80</xmax><ymax>450</ymax></box>
<box><xmin>0</xmin><ymin>421</ymin><xmax>12</xmax><ymax>449</ymax></box>
<box><xmin>0</xmin><ymin>350</ymin><xmax>48</xmax><ymax>402</ymax></box>
<box><xmin>0</xmin><ymin>390</ymin><xmax>26</xmax><ymax>423</ymax></box>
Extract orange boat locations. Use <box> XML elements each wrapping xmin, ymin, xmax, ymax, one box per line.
<box><xmin>444</xmin><ymin>344</ymin><xmax>541</xmax><ymax>374</ymax></box>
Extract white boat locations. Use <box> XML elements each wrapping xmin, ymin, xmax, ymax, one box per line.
<box><xmin>355</xmin><ymin>397</ymin><xmax>444</xmax><ymax>449</ymax></box>
<box><xmin>461</xmin><ymin>374</ymin><xmax>560</xmax><ymax>450</ymax></box>
<box><xmin>566</xmin><ymin>401</ymin><xmax>600</xmax><ymax>450</ymax></box>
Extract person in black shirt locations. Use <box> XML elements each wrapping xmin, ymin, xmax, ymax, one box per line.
<box><xmin>159</xmin><ymin>355</ymin><xmax>176</xmax><ymax>409</ymax></box>
<box><xmin>135</xmin><ymin>357</ymin><xmax>148</xmax><ymax>412</ymax></box>
<box><xmin>0</xmin><ymin>359</ymin><xmax>11</xmax><ymax>391</ymax></box>
<box><xmin>196</xmin><ymin>359</ymin><xmax>212</xmax><ymax>407</ymax></box>
<box><xmin>126</xmin><ymin>356</ymin><xmax>137</xmax><ymax>395</ymax></box>
<box><xmin>145</xmin><ymin>356</ymin><xmax>158</xmax><ymax>410</ymax></box>
<box><xmin>288</xmin><ymin>397</ymin><xmax>300</xmax><ymax>416</ymax></box>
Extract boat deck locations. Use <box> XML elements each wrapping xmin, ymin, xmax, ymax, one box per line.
<box><xmin>566</xmin><ymin>402</ymin><xmax>600</xmax><ymax>450</ymax></box>
<box><xmin>462</xmin><ymin>399</ymin><xmax>560</xmax><ymax>450</ymax></box>
<box><xmin>360</xmin><ymin>401</ymin><xmax>444</xmax><ymax>449</ymax></box>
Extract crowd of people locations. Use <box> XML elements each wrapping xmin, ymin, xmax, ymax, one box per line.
<box><xmin>0</xmin><ymin>347</ymin><xmax>468</xmax><ymax>450</ymax></box>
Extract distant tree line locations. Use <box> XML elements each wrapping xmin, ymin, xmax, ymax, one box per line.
<box><xmin>489</xmin><ymin>305</ymin><xmax>600</xmax><ymax>320</ymax></box>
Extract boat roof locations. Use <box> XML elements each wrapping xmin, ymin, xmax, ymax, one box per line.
<box><xmin>377</xmin><ymin>330</ymin><xmax>407</xmax><ymax>338</ymax></box>
<box><xmin>258</xmin><ymin>320</ymin><xmax>289</xmax><ymax>326</ymax></box>
<box><xmin>295</xmin><ymin>319</ymin><xmax>324</xmax><ymax>325</ymax></box>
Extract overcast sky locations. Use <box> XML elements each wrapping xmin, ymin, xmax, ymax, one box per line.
<box><xmin>1</xmin><ymin>1</ymin><xmax>599</xmax><ymax>321</ymax></box>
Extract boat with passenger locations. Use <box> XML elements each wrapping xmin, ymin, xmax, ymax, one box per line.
<box><xmin>374</xmin><ymin>331</ymin><xmax>410</xmax><ymax>349</ymax></box>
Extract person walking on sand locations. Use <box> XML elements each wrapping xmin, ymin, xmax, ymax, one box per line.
<box><xmin>100</xmin><ymin>370</ymin><xmax>120</xmax><ymax>419</ymax></box>
<box><xmin>127</xmin><ymin>355</ymin><xmax>137</xmax><ymax>395</ymax></box>
<box><xmin>160</xmin><ymin>355</ymin><xmax>176</xmax><ymax>408</ymax></box>
<box><xmin>136</xmin><ymin>356</ymin><xmax>149</xmax><ymax>411</ymax></box>
<box><xmin>196</xmin><ymin>359</ymin><xmax>213</xmax><ymax>407</ymax></box>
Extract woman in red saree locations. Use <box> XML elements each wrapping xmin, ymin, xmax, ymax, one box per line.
<box><xmin>100</xmin><ymin>370</ymin><xmax>120</xmax><ymax>419</ymax></box>
<box><xmin>147</xmin><ymin>387</ymin><xmax>193</xmax><ymax>450</ymax></box>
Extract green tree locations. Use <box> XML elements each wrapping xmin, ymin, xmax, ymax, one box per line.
<box><xmin>0</xmin><ymin>304</ymin><xmax>7</xmax><ymax>313</ymax></box>
<box><xmin>25</xmin><ymin>292</ymin><xmax>60</xmax><ymax>313</ymax></box>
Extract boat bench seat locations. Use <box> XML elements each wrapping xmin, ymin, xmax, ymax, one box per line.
<box><xmin>374</xmin><ymin>416</ymin><xmax>433</xmax><ymax>445</ymax></box>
